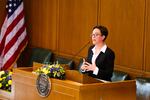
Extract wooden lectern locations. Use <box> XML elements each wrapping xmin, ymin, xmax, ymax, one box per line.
<box><xmin>9</xmin><ymin>67</ymin><xmax>136</xmax><ymax>100</ymax></box>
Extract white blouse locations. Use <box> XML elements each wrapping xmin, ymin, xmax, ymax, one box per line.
<box><xmin>92</xmin><ymin>44</ymin><xmax>107</xmax><ymax>75</ymax></box>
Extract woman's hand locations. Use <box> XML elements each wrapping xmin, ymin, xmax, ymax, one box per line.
<box><xmin>80</xmin><ymin>58</ymin><xmax>96</xmax><ymax>71</ymax></box>
<box><xmin>80</xmin><ymin>58</ymin><xmax>88</xmax><ymax>71</ymax></box>
<box><xmin>84</xmin><ymin>62</ymin><xmax>96</xmax><ymax>71</ymax></box>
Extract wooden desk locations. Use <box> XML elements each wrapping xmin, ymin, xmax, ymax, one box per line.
<box><xmin>10</xmin><ymin>67</ymin><xmax>136</xmax><ymax>100</ymax></box>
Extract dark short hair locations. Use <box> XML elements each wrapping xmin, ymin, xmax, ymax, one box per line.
<box><xmin>93</xmin><ymin>25</ymin><xmax>108</xmax><ymax>41</ymax></box>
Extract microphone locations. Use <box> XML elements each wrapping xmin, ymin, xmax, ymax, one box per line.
<box><xmin>71</xmin><ymin>41</ymin><xmax>90</xmax><ymax>61</ymax></box>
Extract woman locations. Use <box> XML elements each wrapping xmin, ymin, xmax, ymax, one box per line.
<box><xmin>81</xmin><ymin>25</ymin><xmax>115</xmax><ymax>81</ymax></box>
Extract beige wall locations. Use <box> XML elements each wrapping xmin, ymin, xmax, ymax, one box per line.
<box><xmin>0</xmin><ymin>0</ymin><xmax>150</xmax><ymax>78</ymax></box>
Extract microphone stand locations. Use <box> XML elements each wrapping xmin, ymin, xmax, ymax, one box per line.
<box><xmin>70</xmin><ymin>41</ymin><xmax>90</xmax><ymax>61</ymax></box>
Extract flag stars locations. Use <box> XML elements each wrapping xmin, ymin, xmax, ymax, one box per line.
<box><xmin>6</xmin><ymin>0</ymin><xmax>22</xmax><ymax>17</ymax></box>
<box><xmin>9</xmin><ymin>4</ymin><xmax>12</xmax><ymax>7</ymax></box>
<box><xmin>14</xmin><ymin>3</ymin><xmax>16</xmax><ymax>7</ymax></box>
<box><xmin>8</xmin><ymin>9</ymin><xmax>12</xmax><ymax>13</ymax></box>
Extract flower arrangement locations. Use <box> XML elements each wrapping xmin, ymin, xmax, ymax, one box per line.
<box><xmin>0</xmin><ymin>70</ymin><xmax>12</xmax><ymax>92</ymax></box>
<box><xmin>33</xmin><ymin>63</ymin><xmax>66</xmax><ymax>80</ymax></box>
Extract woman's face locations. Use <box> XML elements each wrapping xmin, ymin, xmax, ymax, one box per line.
<box><xmin>91</xmin><ymin>28</ymin><xmax>104</xmax><ymax>45</ymax></box>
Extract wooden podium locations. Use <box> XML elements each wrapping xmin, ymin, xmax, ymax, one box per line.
<box><xmin>10</xmin><ymin>67</ymin><xmax>136</xmax><ymax>100</ymax></box>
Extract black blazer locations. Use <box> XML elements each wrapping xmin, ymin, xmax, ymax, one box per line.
<box><xmin>85</xmin><ymin>45</ymin><xmax>115</xmax><ymax>81</ymax></box>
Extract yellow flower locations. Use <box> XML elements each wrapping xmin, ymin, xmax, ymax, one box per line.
<box><xmin>43</xmin><ymin>68</ymin><xmax>49</xmax><ymax>74</ymax></box>
<box><xmin>55</xmin><ymin>64</ymin><xmax>59</xmax><ymax>68</ymax></box>
<box><xmin>37</xmin><ymin>69</ymin><xmax>40</xmax><ymax>72</ymax></box>
<box><xmin>6</xmin><ymin>84</ymin><xmax>8</xmax><ymax>87</ymax></box>
<box><xmin>2</xmin><ymin>77</ymin><xmax>6</xmax><ymax>79</ymax></box>
<box><xmin>8</xmin><ymin>80</ymin><xmax>12</xmax><ymax>85</ymax></box>
<box><xmin>48</xmin><ymin>65</ymin><xmax>52</xmax><ymax>68</ymax></box>
<box><xmin>0</xmin><ymin>83</ymin><xmax>2</xmax><ymax>88</ymax></box>
<box><xmin>9</xmin><ymin>72</ymin><xmax>13</xmax><ymax>76</ymax></box>
<box><xmin>42</xmin><ymin>68</ymin><xmax>46</xmax><ymax>72</ymax></box>
<box><xmin>0</xmin><ymin>78</ymin><xmax>2</xmax><ymax>81</ymax></box>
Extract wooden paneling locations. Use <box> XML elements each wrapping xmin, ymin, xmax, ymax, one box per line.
<box><xmin>24</xmin><ymin>0</ymin><xmax>58</xmax><ymax>51</ymax></box>
<box><xmin>145</xmin><ymin>0</ymin><xmax>150</xmax><ymax>72</ymax></box>
<box><xmin>1</xmin><ymin>0</ymin><xmax>150</xmax><ymax>77</ymax></box>
<box><xmin>58</xmin><ymin>0</ymin><xmax>98</xmax><ymax>57</ymax></box>
<box><xmin>99</xmin><ymin>0</ymin><xmax>145</xmax><ymax>70</ymax></box>
<box><xmin>0</xmin><ymin>0</ymin><xmax>6</xmax><ymax>28</ymax></box>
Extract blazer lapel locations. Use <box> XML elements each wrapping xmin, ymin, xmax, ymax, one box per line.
<box><xmin>95</xmin><ymin>51</ymin><xmax>106</xmax><ymax>65</ymax></box>
<box><xmin>88</xmin><ymin>51</ymin><xmax>93</xmax><ymax>64</ymax></box>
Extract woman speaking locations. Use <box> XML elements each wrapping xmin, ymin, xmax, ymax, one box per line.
<box><xmin>81</xmin><ymin>25</ymin><xmax>115</xmax><ymax>81</ymax></box>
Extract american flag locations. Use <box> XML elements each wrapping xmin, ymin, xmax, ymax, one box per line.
<box><xmin>0</xmin><ymin>0</ymin><xmax>28</xmax><ymax>70</ymax></box>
